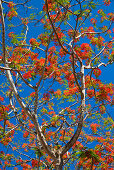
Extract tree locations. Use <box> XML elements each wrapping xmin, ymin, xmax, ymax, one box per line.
<box><xmin>0</xmin><ymin>0</ymin><xmax>114</xmax><ymax>169</ymax></box>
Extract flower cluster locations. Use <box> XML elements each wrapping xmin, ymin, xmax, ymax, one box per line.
<box><xmin>38</xmin><ymin>34</ymin><xmax>49</xmax><ymax>46</ymax></box>
<box><xmin>32</xmin><ymin>159</ymin><xmax>38</xmax><ymax>167</ymax></box>
<box><xmin>103</xmin><ymin>0</ymin><xmax>111</xmax><ymax>6</ymax></box>
<box><xmin>90</xmin><ymin>123</ymin><xmax>100</xmax><ymax>133</ymax></box>
<box><xmin>91</xmin><ymin>36</ymin><xmax>104</xmax><ymax>48</ymax></box>
<box><xmin>53</xmin><ymin>27</ymin><xmax>65</xmax><ymax>43</ymax></box>
<box><xmin>7</xmin><ymin>10</ymin><xmax>17</xmax><ymax>20</ymax></box>
<box><xmin>96</xmin><ymin>83</ymin><xmax>113</xmax><ymax>102</ymax></box>
<box><xmin>43</xmin><ymin>92</ymin><xmax>50</xmax><ymax>101</ymax></box>
<box><xmin>30</xmin><ymin>92</ymin><xmax>35</xmax><ymax>97</ymax></box>
<box><xmin>8</xmin><ymin>32</ymin><xmax>15</xmax><ymax>38</ymax></box>
<box><xmin>43</xmin><ymin>0</ymin><xmax>56</xmax><ymax>12</ymax></box>
<box><xmin>29</xmin><ymin>38</ymin><xmax>39</xmax><ymax>46</ymax></box>
<box><xmin>90</xmin><ymin>18</ymin><xmax>97</xmax><ymax>25</ymax></box>
<box><xmin>74</xmin><ymin>43</ymin><xmax>92</xmax><ymax>60</ymax></box>
<box><xmin>86</xmin><ymin>89</ymin><xmax>94</xmax><ymax>98</ymax></box>
<box><xmin>23</xmin><ymin>131</ymin><xmax>29</xmax><ymax>138</ymax></box>
<box><xmin>23</xmin><ymin>71</ymin><xmax>34</xmax><ymax>79</ymax></box>
<box><xmin>7</xmin><ymin>2</ymin><xmax>17</xmax><ymax>20</ymax></box>
<box><xmin>93</xmin><ymin>68</ymin><xmax>102</xmax><ymax>77</ymax></box>
<box><xmin>59</xmin><ymin>47</ymin><xmax>67</xmax><ymax>57</ymax></box>
<box><xmin>107</xmin><ymin>13</ymin><xmax>114</xmax><ymax>21</ymax></box>
<box><xmin>0</xmin><ymin>96</ymin><xmax>4</xmax><ymax>101</ymax></box>
<box><xmin>64</xmin><ymin>87</ymin><xmax>78</xmax><ymax>96</ymax></box>
<box><xmin>8</xmin><ymin>1</ymin><xmax>15</xmax><ymax>8</ymax></box>
<box><xmin>86</xmin><ymin>26</ymin><xmax>95</xmax><ymax>39</ymax></box>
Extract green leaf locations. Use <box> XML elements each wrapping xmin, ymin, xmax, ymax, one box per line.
<box><xmin>74</xmin><ymin>10</ymin><xmax>80</xmax><ymax>15</ymax></box>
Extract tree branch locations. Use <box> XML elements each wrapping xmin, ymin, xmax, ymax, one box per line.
<box><xmin>45</xmin><ymin>0</ymin><xmax>72</xmax><ymax>55</ymax></box>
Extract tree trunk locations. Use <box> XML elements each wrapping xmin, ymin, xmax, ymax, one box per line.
<box><xmin>55</xmin><ymin>158</ymin><xmax>63</xmax><ymax>170</ymax></box>
<box><xmin>55</xmin><ymin>164</ymin><xmax>63</xmax><ymax>170</ymax></box>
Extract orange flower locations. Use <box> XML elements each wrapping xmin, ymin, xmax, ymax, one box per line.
<box><xmin>73</xmin><ymin>141</ymin><xmax>83</xmax><ymax>149</ymax></box>
<box><xmin>54</xmin><ymin>89</ymin><xmax>61</xmax><ymax>96</ymax></box>
<box><xmin>103</xmin><ymin>0</ymin><xmax>111</xmax><ymax>6</ymax></box>
<box><xmin>23</xmin><ymin>71</ymin><xmax>33</xmax><ymax>79</ymax></box>
<box><xmin>29</xmin><ymin>38</ymin><xmax>38</xmax><ymax>46</ymax></box>
<box><xmin>23</xmin><ymin>131</ymin><xmax>29</xmax><ymax>138</ymax></box>
<box><xmin>0</xmin><ymin>96</ymin><xmax>4</xmax><ymax>101</ymax></box>
<box><xmin>8</xmin><ymin>32</ymin><xmax>14</xmax><ymax>38</ymax></box>
<box><xmin>30</xmin><ymin>92</ymin><xmax>35</xmax><ymax>97</ymax></box>
<box><xmin>22</xmin><ymin>143</ymin><xmax>27</xmax><ymax>148</ymax></box>
<box><xmin>81</xmin><ymin>43</ymin><xmax>91</xmax><ymax>51</ymax></box>
<box><xmin>43</xmin><ymin>92</ymin><xmax>50</xmax><ymax>101</ymax></box>
<box><xmin>87</xmin><ymin>89</ymin><xmax>94</xmax><ymax>98</ymax></box>
<box><xmin>7</xmin><ymin>10</ymin><xmax>17</xmax><ymax>19</ymax></box>
<box><xmin>93</xmin><ymin>68</ymin><xmax>102</xmax><ymax>77</ymax></box>
<box><xmin>29</xmin><ymin>123</ymin><xmax>34</xmax><ymax>129</ymax></box>
<box><xmin>32</xmin><ymin>159</ymin><xmax>38</xmax><ymax>167</ymax></box>
<box><xmin>97</xmin><ymin>137</ymin><xmax>105</xmax><ymax>143</ymax></box>
<box><xmin>8</xmin><ymin>2</ymin><xmax>15</xmax><ymax>8</ymax></box>
<box><xmin>90</xmin><ymin>18</ymin><xmax>97</xmax><ymax>25</ymax></box>
<box><xmin>106</xmin><ymin>156</ymin><xmax>113</xmax><ymax>164</ymax></box>
<box><xmin>91</xmin><ymin>123</ymin><xmax>100</xmax><ymax>132</ymax></box>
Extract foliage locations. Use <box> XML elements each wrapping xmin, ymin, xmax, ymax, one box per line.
<box><xmin>0</xmin><ymin>0</ymin><xmax>114</xmax><ymax>169</ymax></box>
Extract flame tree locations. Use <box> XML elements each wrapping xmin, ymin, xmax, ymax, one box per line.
<box><xmin>0</xmin><ymin>0</ymin><xmax>114</xmax><ymax>169</ymax></box>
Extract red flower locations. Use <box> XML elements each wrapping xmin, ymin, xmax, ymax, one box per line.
<box><xmin>8</xmin><ymin>32</ymin><xmax>14</xmax><ymax>38</ymax></box>
<box><xmin>22</xmin><ymin>110</ymin><xmax>28</xmax><ymax>120</ymax></box>
<box><xmin>59</xmin><ymin>48</ymin><xmax>67</xmax><ymax>57</ymax></box>
<box><xmin>93</xmin><ymin>68</ymin><xmax>102</xmax><ymax>77</ymax></box>
<box><xmin>81</xmin><ymin>43</ymin><xmax>91</xmax><ymax>51</ymax></box>
<box><xmin>91</xmin><ymin>37</ymin><xmax>104</xmax><ymax>47</ymax></box>
<box><xmin>96</xmin><ymin>84</ymin><xmax>113</xmax><ymax>102</ymax></box>
<box><xmin>97</xmin><ymin>9</ymin><xmax>103</xmax><ymax>14</ymax></box>
<box><xmin>30</xmin><ymin>92</ymin><xmax>35</xmax><ymax>97</ymax></box>
<box><xmin>48</xmin><ymin>46</ymin><xmax>56</xmax><ymax>52</ymax></box>
<box><xmin>7</xmin><ymin>10</ymin><xmax>17</xmax><ymax>19</ymax></box>
<box><xmin>29</xmin><ymin>38</ymin><xmax>37</xmax><ymax>45</ymax></box>
<box><xmin>86</xmin><ymin>26</ymin><xmax>94</xmax><ymax>39</ymax></box>
<box><xmin>73</xmin><ymin>141</ymin><xmax>83</xmax><ymax>149</ymax></box>
<box><xmin>31</xmin><ymin>52</ymin><xmax>38</xmax><ymax>60</ymax></box>
<box><xmin>54</xmin><ymin>89</ymin><xmax>61</xmax><ymax>96</ymax></box>
<box><xmin>43</xmin><ymin>92</ymin><xmax>50</xmax><ymax>101</ymax></box>
<box><xmin>106</xmin><ymin>156</ymin><xmax>113</xmax><ymax>164</ymax></box>
<box><xmin>90</xmin><ymin>123</ymin><xmax>100</xmax><ymax>132</ymax></box>
<box><xmin>0</xmin><ymin>96</ymin><xmax>4</xmax><ymax>101</ymax></box>
<box><xmin>87</xmin><ymin>89</ymin><xmax>94</xmax><ymax>98</ymax></box>
<box><xmin>8</xmin><ymin>2</ymin><xmax>15</xmax><ymax>8</ymax></box>
<box><xmin>22</xmin><ymin>143</ymin><xmax>27</xmax><ymax>148</ymax></box>
<box><xmin>103</xmin><ymin>0</ymin><xmax>111</xmax><ymax>6</ymax></box>
<box><xmin>23</xmin><ymin>71</ymin><xmax>33</xmax><ymax>79</ymax></box>
<box><xmin>90</xmin><ymin>18</ymin><xmax>97</xmax><ymax>25</ymax></box>
<box><xmin>32</xmin><ymin>160</ymin><xmax>38</xmax><ymax>167</ymax></box>
<box><xmin>107</xmin><ymin>13</ymin><xmax>114</xmax><ymax>21</ymax></box>
<box><xmin>29</xmin><ymin>123</ymin><xmax>34</xmax><ymax>129</ymax></box>
<box><xmin>23</xmin><ymin>131</ymin><xmax>29</xmax><ymax>138</ymax></box>
<box><xmin>16</xmin><ymin>159</ymin><xmax>23</xmax><ymax>164</ymax></box>
<box><xmin>4</xmin><ymin>106</ymin><xmax>9</xmax><ymax>112</ymax></box>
